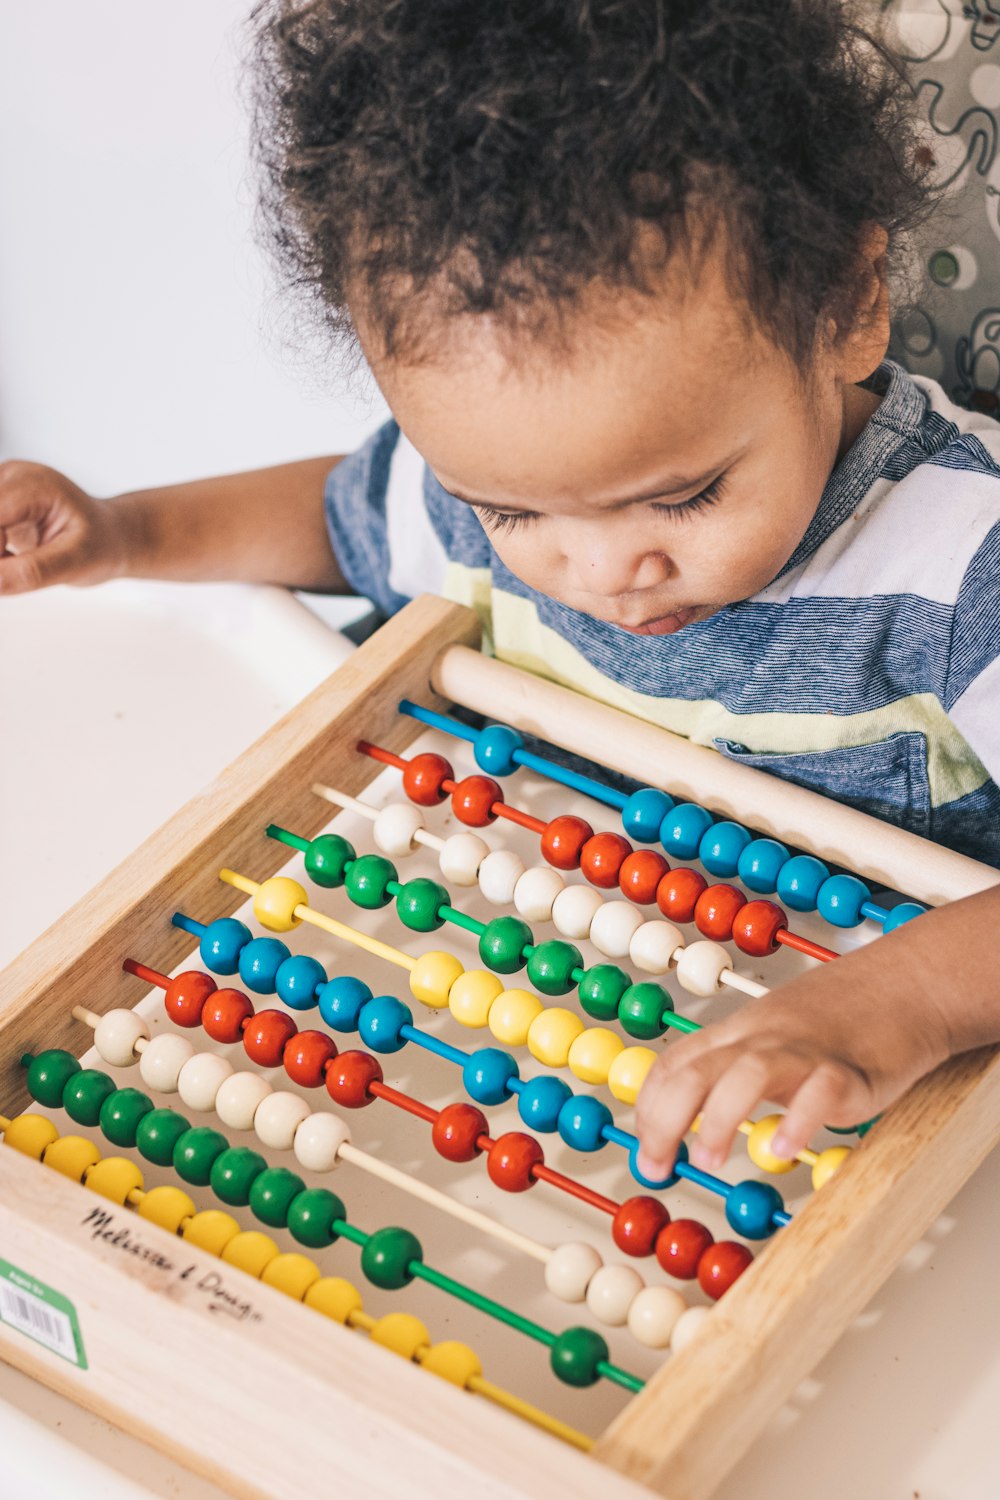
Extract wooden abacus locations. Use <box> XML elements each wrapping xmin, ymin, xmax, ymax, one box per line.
<box><xmin>2</xmin><ymin>593</ymin><xmax>999</xmax><ymax>1500</ymax></box>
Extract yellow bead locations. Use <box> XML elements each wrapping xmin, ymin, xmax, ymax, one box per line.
<box><xmin>4</xmin><ymin>1114</ymin><xmax>59</xmax><ymax>1160</ymax></box>
<box><xmin>305</xmin><ymin>1275</ymin><xmax>364</xmax><ymax>1324</ymax></box>
<box><xmin>607</xmin><ymin>1046</ymin><xmax>656</xmax><ymax>1105</ymax></box>
<box><xmin>448</xmin><ymin>969</ymin><xmax>504</xmax><ymax>1028</ymax></box>
<box><xmin>487</xmin><ymin>988</ymin><xmax>544</xmax><ymax>1046</ymax></box>
<box><xmin>812</xmin><ymin>1145</ymin><xmax>852</xmax><ymax>1190</ymax></box>
<box><xmin>371</xmin><ymin>1312</ymin><xmax>431</xmax><ymax>1361</ymax></box>
<box><xmin>746</xmin><ymin>1114</ymin><xmax>799</xmax><ymax>1174</ymax></box>
<box><xmin>44</xmin><ymin>1135</ymin><xmax>101</xmax><ymax>1182</ymax></box>
<box><xmin>182</xmin><ymin>1209</ymin><xmax>242</xmax><ymax>1256</ymax></box>
<box><xmin>262</xmin><ymin>1252</ymin><xmax>321</xmax><ymax>1301</ymax></box>
<box><xmin>567</xmin><ymin>1027</ymin><xmax>624</xmax><ymax>1085</ymax></box>
<box><xmin>408</xmin><ymin>950</ymin><xmax>465</xmax><ymax>1009</ymax></box>
<box><xmin>526</xmin><ymin>1007</ymin><xmax>585</xmax><ymax>1068</ymax></box>
<box><xmin>222</xmin><ymin>1230</ymin><xmax>281</xmax><ymax>1278</ymax></box>
<box><xmin>253</xmin><ymin>876</ymin><xmax>307</xmax><ymax>932</ymax></box>
<box><xmin>138</xmin><ymin>1185</ymin><xmax>197</xmax><ymax>1234</ymax></box>
<box><xmin>422</xmin><ymin>1340</ymin><xmax>483</xmax><ymax>1387</ymax></box>
<box><xmin>85</xmin><ymin>1156</ymin><xmax>145</xmax><ymax>1205</ymax></box>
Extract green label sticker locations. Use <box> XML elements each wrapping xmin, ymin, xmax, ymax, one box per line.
<box><xmin>0</xmin><ymin>1257</ymin><xmax>87</xmax><ymax>1368</ymax></box>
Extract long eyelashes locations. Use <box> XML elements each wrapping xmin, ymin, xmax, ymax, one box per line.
<box><xmin>651</xmin><ymin>475</ymin><xmax>728</xmax><ymax>520</ymax></box>
<box><xmin>475</xmin><ymin>475</ymin><xmax>728</xmax><ymax>535</ymax></box>
<box><xmin>473</xmin><ymin>505</ymin><xmax>540</xmax><ymax>536</ymax></box>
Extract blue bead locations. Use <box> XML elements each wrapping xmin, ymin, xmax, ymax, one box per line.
<box><xmin>627</xmin><ymin>1137</ymin><xmax>688</xmax><ymax>1189</ymax></box>
<box><xmin>775</xmin><ymin>854</ymin><xmax>829</xmax><ymax>912</ymax></box>
<box><xmin>816</xmin><ymin>873</ymin><xmax>871</xmax><ymax>928</ymax></box>
<box><xmin>736</xmin><ymin>838</ymin><xmax>790</xmax><ymax>894</ymax></box>
<box><xmin>698</xmin><ymin>820</ymin><xmax>752</xmax><ymax>877</ymax></box>
<box><xmin>474</xmin><ymin>724</ymin><xmax>524</xmax><ymax>778</ymax></box>
<box><xmin>621</xmin><ymin>787</ymin><xmax>675</xmax><ymax>844</ymax></box>
<box><xmin>724</xmin><ymin>1180</ymin><xmax>783</xmax><ymax>1239</ymax></box>
<box><xmin>316</xmin><ymin>975</ymin><xmax>373</xmax><ymax>1033</ymax></box>
<box><xmin>238</xmin><ymin>937</ymin><xmax>291</xmax><ymax>994</ymax></box>
<box><xmin>882</xmin><ymin>901</ymin><xmax>927</xmax><ymax>934</ymax></box>
<box><xmin>463</xmin><ymin>1048</ymin><xmax>519</xmax><ymax>1105</ymax></box>
<box><xmin>516</xmin><ymin>1076</ymin><xmax>573</xmax><ymax>1133</ymax></box>
<box><xmin>274</xmin><ymin>954</ymin><xmax>327</xmax><ymax>1010</ymax></box>
<box><xmin>199</xmin><ymin>917</ymin><xmax>251</xmax><ymax>975</ymax></box>
<box><xmin>358</xmin><ymin>995</ymin><xmax>413</xmax><ymax>1053</ymax></box>
<box><xmin>660</xmin><ymin>803</ymin><xmax>714</xmax><ymax>861</ymax></box>
<box><xmin>556</xmin><ymin>1095</ymin><xmax>612</xmax><ymax>1153</ymax></box>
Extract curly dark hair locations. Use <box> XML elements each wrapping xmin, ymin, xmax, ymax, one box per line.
<box><xmin>250</xmin><ymin>0</ymin><xmax>930</xmax><ymax>363</ymax></box>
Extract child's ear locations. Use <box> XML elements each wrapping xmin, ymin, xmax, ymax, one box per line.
<box><xmin>830</xmin><ymin>223</ymin><xmax>891</xmax><ymax>383</ymax></box>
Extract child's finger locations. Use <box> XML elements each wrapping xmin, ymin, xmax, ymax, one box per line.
<box><xmin>691</xmin><ymin>1050</ymin><xmax>794</xmax><ymax>1169</ymax></box>
<box><xmin>770</xmin><ymin>1061</ymin><xmax>860</xmax><ymax>1159</ymax></box>
<box><xmin>635</xmin><ymin>1043</ymin><xmax>741</xmax><ymax>1178</ymax></box>
<box><xmin>0</xmin><ymin>533</ymin><xmax>81</xmax><ymax>594</ymax></box>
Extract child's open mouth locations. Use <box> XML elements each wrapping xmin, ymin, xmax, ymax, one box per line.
<box><xmin>619</xmin><ymin>606</ymin><xmax>698</xmax><ymax>636</ymax></box>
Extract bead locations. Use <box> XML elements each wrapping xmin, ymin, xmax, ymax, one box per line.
<box><xmin>487</xmin><ymin>1132</ymin><xmax>543</xmax><ymax>1191</ymax></box>
<box><xmin>656</xmin><ymin>867</ymin><xmax>708</xmax><ymax>924</ymax></box>
<box><xmin>202</xmin><ymin>987</ymin><xmax>255</xmax><ymax>1044</ymax></box>
<box><xmin>163</xmin><ymin>970</ymin><xmax>217</xmax><ymax>1028</ymax></box>
<box><xmin>173</xmin><ymin>1126</ymin><xmax>228</xmax><ymax>1187</ymax></box>
<box><xmin>262</xmin><ymin>1253</ymin><xmax>321</xmax><ymax>1302</ymax></box>
<box><xmin>438</xmin><ymin>832</ymin><xmax>490</xmax><ymax>886</ymax></box>
<box><xmin>99</xmin><ymin>1087</ymin><xmax>154</xmax><ymax>1148</ymax></box>
<box><xmin>293</xmin><ymin>1111</ymin><xmax>351</xmax><ymax>1173</ymax></box>
<box><xmin>883</xmin><ymin>901</ymin><xmax>926</xmax><ymax>933</ymax></box>
<box><xmin>621</xmin><ymin>787</ymin><xmax>674</xmax><ymax>843</ymax></box>
<box><xmin>607</xmin><ymin>1047</ymin><xmax>656</xmax><ymax>1105</ymax></box>
<box><xmin>408</xmin><ymin>951</ymin><xmax>465</xmax><ymax>1009</ymax></box>
<box><xmin>423</xmin><ymin>1341</ymin><xmax>482</xmax><ymax>1386</ymax></box>
<box><xmin>462</xmin><ymin>1048</ymin><xmax>519</xmax><ymax>1105</ymax></box>
<box><xmin>209</xmin><ymin>1145</ymin><xmax>267</xmax><ymax>1204</ymax></box>
<box><xmin>238</xmin><ymin>936</ymin><xmax>291</xmax><ymax>994</ymax></box>
<box><xmin>486</xmin><ymin>987</ymin><xmax>543</xmax><ymax>1045</ymax></box>
<box><xmin>24</xmin><ymin>1049</ymin><xmax>80</xmax><ymax>1108</ymax></box>
<box><xmin>694</xmin><ymin>883</ymin><xmax>746</xmax><ymax>941</ymax></box>
<box><xmin>655</xmin><ymin>1219</ymin><xmax>714</xmax><ymax>1279</ymax></box>
<box><xmin>746</xmin><ymin>1114</ymin><xmax>798</xmax><ymax>1174</ymax></box>
<box><xmin>242</xmin><ymin>1009</ymin><xmax>298</xmax><ymax>1069</ymax></box>
<box><xmin>395</xmin><ymin>877</ymin><xmax>449</xmax><ymax>932</ymax></box>
<box><xmin>344</xmin><ymin>853</ymin><xmax>397</xmax><ymax>910</ymax></box>
<box><xmin>215</xmin><ymin>1071</ymin><xmax>272</xmax><ymax>1132</ymax></box>
<box><xmin>358</xmin><ymin>995</ymin><xmax>413</xmax><ymax>1053</ymax></box>
<box><xmin>305</xmin><ymin>1275</ymin><xmax>363</xmax><ymax>1323</ymax></box>
<box><xmin>182</xmin><ymin>1209</ymin><xmax>241</xmax><ymax>1257</ymax></box>
<box><xmin>618</xmin><ymin>982</ymin><xmax>671</xmax><ymax>1040</ymax></box>
<box><xmin>474</xmin><ymin>723</ymin><xmax>524</xmax><ymax>776</ymax></box>
<box><xmin>577</xmin><ymin>964</ymin><xmax>631</xmax><ymax>1021</ymax></box>
<box><xmin>585</xmin><ymin>1264</ymin><xmax>644</xmax><ymax>1326</ymax></box>
<box><xmin>732</xmin><ymin>900</ymin><xmax>786</xmax><ymax>957</ymax></box>
<box><xmin>138</xmin><ymin>1184</ymin><xmax>196</xmax><ymax>1234</ymax></box>
<box><xmin>478</xmin><ymin>915</ymin><xmax>531</xmax><ymax>974</ymax></box>
<box><xmin>325</xmin><ymin>1050</ymin><xmax>383</xmax><ymax>1108</ymax></box>
<box><xmin>619</xmin><ymin>849</ymin><xmax>671</xmax><ymax>905</ymax></box>
<box><xmin>222</xmin><ymin>1230</ymin><xmax>280</xmax><ymax>1278</ymax></box>
<box><xmin>698</xmin><ymin>1241</ymin><xmax>753</xmax><ymax>1299</ymax></box>
<box><xmin>372</xmin><ymin>803</ymin><xmax>425</xmax><ymax>858</ymax></box>
<box><xmin>674</xmin><ymin>940</ymin><xmax>732</xmax><ymax>997</ymax></box>
<box><xmin>253</xmin><ymin>875</ymin><xmax>307</xmax><ymax>933</ymax></box>
<box><xmin>286</xmin><ymin>1186</ymin><xmax>346</xmax><ymax>1248</ymax></box>
<box><xmin>402</xmin><ymin>751</ymin><xmax>452</xmax><ymax>805</ymax></box>
<box><xmin>177</xmin><ymin>1053</ymin><xmax>235</xmax><ymax>1113</ymax></box>
<box><xmin>431</xmin><ymin>1102</ymin><xmax>488</xmax><ymax>1162</ymax></box>
<box><xmin>628</xmin><ymin>1285</ymin><xmax>687</xmax><ymax>1348</ymax></box>
<box><xmin>540</xmin><ymin>815</ymin><xmax>594</xmax><ymax>871</ymax></box>
<box><xmin>199</xmin><ymin>916</ymin><xmax>251</xmax><ymax>974</ymax></box>
<box><xmin>248</xmin><ymin>1165</ymin><xmax>306</xmax><ymax>1227</ymax></box>
<box><xmin>512</xmin><ymin>866</ymin><xmax>565</xmax><ymax>922</ymax></box>
<box><xmin>698</xmin><ymin>820</ymin><xmax>751</xmax><ymax>877</ymax></box>
<box><xmin>138</xmin><ymin>1033</ymin><xmax>195</xmax><ymax>1094</ymax></box>
<box><xmin>4</xmin><ymin>1114</ymin><xmax>59</xmax><ymax>1160</ymax></box>
<box><xmin>448</xmin><ymin>969</ymin><xmax>504</xmax><ymax>1029</ymax></box>
<box><xmin>526</xmin><ymin>939</ymin><xmax>583</xmax><ymax>996</ymax></box>
<box><xmin>817</xmin><ymin>873</ymin><xmax>870</xmax><ymax>928</ymax></box>
<box><xmin>588</xmin><ymin>900</ymin><xmax>644</xmax><ymax>958</ymax></box>
<box><xmin>135</xmin><ymin>1108</ymin><xmax>190</xmax><ymax>1167</ymax></box>
<box><xmin>317</xmin><ymin>974</ymin><xmax>373</xmax><ymax>1032</ymax></box>
<box><xmin>557</xmin><ymin>1094</ymin><xmax>612</xmax><ymax>1151</ymax></box>
<box><xmin>776</xmin><ymin>854</ymin><xmax>829</xmax><ymax>912</ymax></box>
<box><xmin>669</xmin><ymin>1304</ymin><xmax>713</xmax><ymax>1353</ymax></box>
<box><xmin>254</xmin><ymin>1090</ymin><xmax>312</xmax><ymax>1150</ymax></box>
<box><xmin>629</xmin><ymin>920</ymin><xmax>683</xmax><ymax>975</ymax></box>
<box><xmin>452</xmin><ymin>774</ymin><xmax>502</xmax><ymax>826</ymax></box>
<box><xmin>526</xmin><ymin>1008</ymin><xmax>585</xmax><ymax>1068</ymax></box>
<box><xmin>477</xmin><ymin>848</ymin><xmax>527</xmax><ymax>905</ymax></box>
<box><xmin>516</xmin><ymin>1075</ymin><xmax>573</xmax><ymax>1133</ymax></box>
<box><xmin>93</xmin><ymin>1009</ymin><xmax>150</xmax><ymax>1067</ymax></box>
<box><xmin>612</xmin><ymin>1196</ymin><xmax>670</xmax><ymax>1257</ymax></box>
<box><xmin>545</xmin><ymin>1242</ymin><xmax>602</xmax><ymax>1302</ymax></box>
<box><xmin>550</xmin><ymin>1327</ymin><xmax>608</xmax><ymax>1387</ymax></box>
<box><xmin>275</xmin><ymin>954</ymin><xmax>326</xmax><ymax>1010</ymax></box>
<box><xmin>361</xmin><ymin>1226</ymin><xmax>422</xmax><ymax>1289</ymax></box>
<box><xmin>580</xmin><ymin>832</ymin><xmax>632</xmax><ymax>889</ymax></box>
<box><xmin>304</xmin><ymin>832</ymin><xmax>355</xmax><ymax>888</ymax></box>
<box><xmin>660</xmin><ymin>802</ymin><xmax>714</xmax><ymax>860</ymax></box>
<box><xmin>372</xmin><ymin>1312</ymin><xmax>431</xmax><ymax>1361</ymax></box>
<box><xmin>45</xmin><ymin>1134</ymin><xmax>100</xmax><ymax>1181</ymax></box>
<box><xmin>62</xmin><ymin>1068</ymin><xmax>117</xmax><ymax>1126</ymax></box>
<box><xmin>724</xmin><ymin>1180</ymin><xmax>783</xmax><ymax>1239</ymax></box>
<box><xmin>283</xmin><ymin>1029</ymin><xmax>337</xmax><ymax>1089</ymax></box>
<box><xmin>812</xmin><ymin>1145</ymin><xmax>851</xmax><ymax>1190</ymax></box>
<box><xmin>86</xmin><ymin>1157</ymin><xmax>144</xmax><ymax>1205</ymax></box>
<box><xmin>737</xmin><ymin>838</ymin><xmax>789</xmax><ymax>894</ymax></box>
<box><xmin>551</xmin><ymin>883</ymin><xmax>605</xmax><ymax>939</ymax></box>
<box><xmin>566</xmin><ymin>1027</ymin><xmax>624</xmax><ymax>1085</ymax></box>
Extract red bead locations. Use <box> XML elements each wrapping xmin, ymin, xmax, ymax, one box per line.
<box><xmin>694</xmin><ymin>883</ymin><xmax>747</xmax><ymax>941</ymax></box>
<box><xmin>402</xmin><ymin>752</ymin><xmax>453</xmax><ymax>806</ymax></box>
<box><xmin>325</xmin><ymin>1049</ymin><xmax>383</xmax><ymax>1108</ymax></box>
<box><xmin>697</xmin><ymin>1240</ymin><xmax>753</xmax><ymax>1300</ymax></box>
<box><xmin>732</xmin><ymin>899</ymin><xmax>787</xmax><ymax>957</ymax></box>
<box><xmin>611</xmin><ymin>1196</ymin><xmax>670</xmax><ymax>1257</ymax></box>
<box><xmin>163</xmin><ymin>970</ymin><xmax>217</xmax><ymax>1028</ymax></box>
<box><xmin>655</xmin><ymin>867</ymin><xmax>708</xmax><ymax>924</ymax></box>
<box><xmin>283</xmin><ymin>1029</ymin><xmax>338</xmax><ymax>1088</ymax></box>
<box><xmin>579</xmin><ymin>832</ymin><xmax>633</xmax><ymax>889</ymax></box>
<box><xmin>201</xmin><ymin>987</ymin><xmax>254</xmax><ymax>1043</ymax></box>
<box><xmin>486</xmin><ymin>1131</ymin><xmax>543</xmax><ymax>1192</ymax></box>
<box><xmin>655</xmin><ymin>1218</ymin><xmax>714</xmax><ymax>1279</ymax></box>
<box><xmin>451</xmin><ymin>774</ymin><xmax>503</xmax><ymax>826</ymax></box>
<box><xmin>619</xmin><ymin>850</ymin><xmax>670</xmax><ymax>905</ymax></box>
<box><xmin>241</xmin><ymin>1008</ymin><xmax>298</xmax><ymax>1069</ymax></box>
<box><xmin>431</xmin><ymin>1103</ymin><xmax>489</xmax><ymax>1162</ymax></box>
<box><xmin>539</xmin><ymin>815</ymin><xmax>595</xmax><ymax>871</ymax></box>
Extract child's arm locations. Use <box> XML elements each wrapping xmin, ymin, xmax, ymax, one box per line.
<box><xmin>635</xmin><ymin>884</ymin><xmax>1000</xmax><ymax>1176</ymax></box>
<box><xmin>0</xmin><ymin>456</ymin><xmax>349</xmax><ymax>595</ymax></box>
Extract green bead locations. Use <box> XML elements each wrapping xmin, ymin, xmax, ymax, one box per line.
<box><xmin>248</xmin><ymin>1166</ymin><xmax>306</xmax><ymax>1228</ymax></box>
<box><xmin>395</xmin><ymin>878</ymin><xmax>449</xmax><ymax>932</ymax></box>
<box><xmin>99</xmin><ymin>1087</ymin><xmax>154</xmax><ymax>1148</ymax></box>
<box><xmin>478</xmin><ymin>916</ymin><xmax>532</xmax><ymax>975</ymax></box>
<box><xmin>135</xmin><ymin>1108</ymin><xmax>191</xmax><ymax>1166</ymax></box>
<box><xmin>577</xmin><ymin>965</ymin><xmax>631</xmax><ymax>1021</ymax></box>
<box><xmin>305</xmin><ymin>833</ymin><xmax>356</xmax><ymax>888</ymax></box>
<box><xmin>172</xmin><ymin>1127</ymin><xmax>228</xmax><ymax>1187</ymax></box>
<box><xmin>344</xmin><ymin>854</ymin><xmax>397</xmax><ymax>910</ymax></box>
<box><xmin>24</xmin><ymin>1050</ymin><xmax>81</xmax><ymax>1109</ymax></box>
<box><xmin>525</xmin><ymin>939</ymin><xmax>583</xmax><ymax>996</ymax></box>
<box><xmin>549</xmin><ymin>1326</ymin><xmax>609</xmax><ymax>1388</ymax></box>
<box><xmin>62</xmin><ymin>1068</ymin><xmax>117</xmax><ymax>1126</ymax></box>
<box><xmin>618</xmin><ymin>982</ymin><xmax>671</xmax><ymax>1039</ymax></box>
<box><xmin>286</xmin><ymin>1187</ymin><xmax>346</xmax><ymax>1248</ymax></box>
<box><xmin>209</xmin><ymin>1145</ymin><xmax>267</xmax><ymax>1205</ymax></box>
<box><xmin>360</xmin><ymin>1225</ymin><xmax>422</xmax><ymax>1290</ymax></box>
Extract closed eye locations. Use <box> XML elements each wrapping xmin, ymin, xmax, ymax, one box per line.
<box><xmin>473</xmin><ymin>505</ymin><xmax>540</xmax><ymax>536</ymax></box>
<box><xmin>651</xmin><ymin>474</ymin><xmax>728</xmax><ymax>519</ymax></box>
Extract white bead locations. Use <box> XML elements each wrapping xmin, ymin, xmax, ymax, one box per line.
<box><xmin>439</xmin><ymin>832</ymin><xmax>490</xmax><ymax>886</ymax></box>
<box><xmin>626</xmin><ymin>1286</ymin><xmax>688</xmax><ymax>1348</ymax></box>
<box><xmin>629</xmin><ymin>920</ymin><xmax>684</xmax><ymax>975</ymax></box>
<box><xmin>669</xmin><ymin>1304</ymin><xmax>713</xmax><ymax>1354</ymax></box>
<box><xmin>138</xmin><ymin>1033</ymin><xmax>195</xmax><ymax>1094</ymax></box>
<box><xmin>551</xmin><ymin>884</ymin><xmax>605</xmax><ymax>940</ymax></box>
<box><xmin>177</xmin><ymin>1052</ymin><xmax>235</xmax><ymax>1112</ymax></box>
<box><xmin>93</xmin><ymin>1009</ymin><xmax>150</xmax><ymax>1068</ymax></box>
<box><xmin>513</xmin><ymin>866</ymin><xmax>565</xmax><ymax>922</ymax></box>
<box><xmin>675</xmin><ymin>940</ymin><xmax>731</xmax><ymax>997</ymax></box>
<box><xmin>293</xmin><ymin>1111</ymin><xmax>352</xmax><ymax>1173</ymax></box>
<box><xmin>544</xmin><ymin>1242</ymin><xmax>603</xmax><ymax>1303</ymax></box>
<box><xmin>215</xmin><ymin>1071</ymin><xmax>273</xmax><ymax>1131</ymax></box>
<box><xmin>585</xmin><ymin>1264</ymin><xmax>644</xmax><ymax>1326</ymax></box>
<box><xmin>588</xmin><ymin>900</ymin><xmax>645</xmax><ymax>959</ymax></box>
<box><xmin>254</xmin><ymin>1090</ymin><xmax>312</xmax><ymax>1151</ymax></box>
<box><xmin>478</xmin><ymin>849</ymin><xmax>527</xmax><ymax>905</ymax></box>
<box><xmin>372</xmin><ymin>802</ymin><xmax>426</xmax><ymax>858</ymax></box>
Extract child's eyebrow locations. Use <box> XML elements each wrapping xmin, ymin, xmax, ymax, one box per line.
<box><xmin>441</xmin><ymin>459</ymin><xmax>736</xmax><ymax>512</ymax></box>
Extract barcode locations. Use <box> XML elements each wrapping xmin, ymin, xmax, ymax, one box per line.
<box><xmin>0</xmin><ymin>1282</ymin><xmax>77</xmax><ymax>1361</ymax></box>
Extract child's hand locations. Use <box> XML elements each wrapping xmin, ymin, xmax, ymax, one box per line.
<box><xmin>0</xmin><ymin>461</ymin><xmax>128</xmax><ymax>593</ymax></box>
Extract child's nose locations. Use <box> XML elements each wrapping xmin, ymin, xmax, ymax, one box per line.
<box><xmin>568</xmin><ymin>535</ymin><xmax>673</xmax><ymax>598</ymax></box>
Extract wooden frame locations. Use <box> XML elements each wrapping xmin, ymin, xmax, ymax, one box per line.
<box><xmin>2</xmin><ymin>593</ymin><xmax>999</xmax><ymax>1500</ymax></box>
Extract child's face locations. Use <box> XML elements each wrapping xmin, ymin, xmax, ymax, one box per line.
<box><xmin>372</xmin><ymin>246</ymin><xmax>883</xmax><ymax>633</ymax></box>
